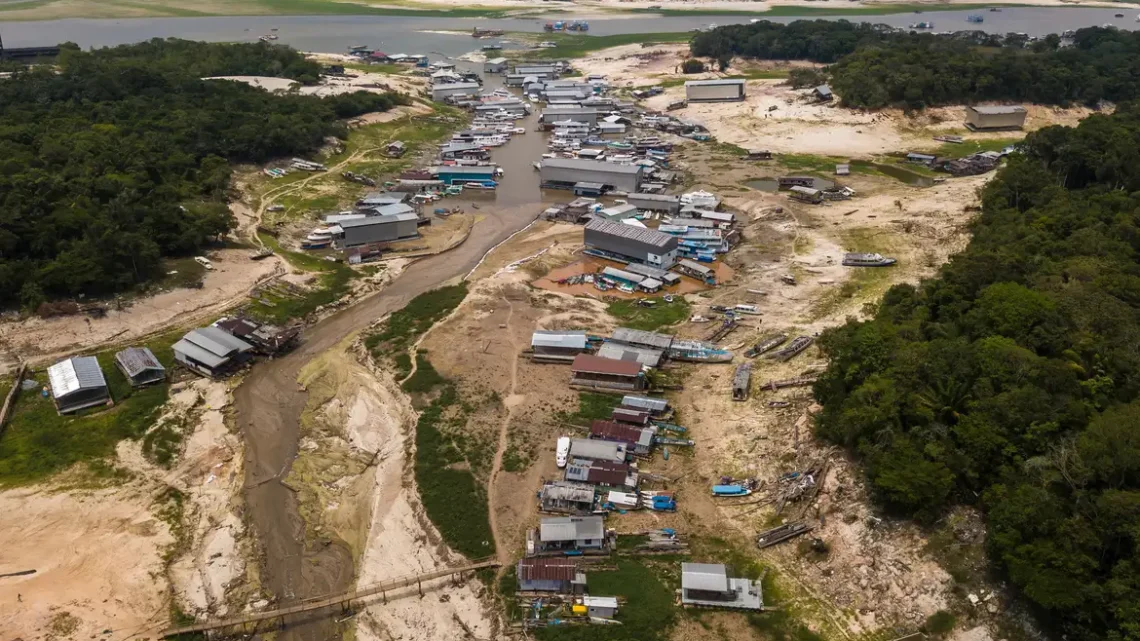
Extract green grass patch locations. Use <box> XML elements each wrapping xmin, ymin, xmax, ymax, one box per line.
<box><xmin>558</xmin><ymin>391</ymin><xmax>621</xmax><ymax>425</ymax></box>
<box><xmin>0</xmin><ymin>333</ymin><xmax>180</xmax><ymax>486</ymax></box>
<box><xmin>341</xmin><ymin>62</ymin><xmax>406</xmax><ymax>75</ymax></box>
<box><xmin>249</xmin><ymin>232</ymin><xmax>355</xmax><ymax>323</ymax></box>
<box><xmin>725</xmin><ymin>69</ymin><xmax>791</xmax><ymax>80</ymax></box>
<box><xmin>414</xmin><ymin>377</ymin><xmax>495</xmax><ymax>560</ymax></box>
<box><xmin>810</xmin><ymin>228</ymin><xmax>898</xmax><ymax>320</ymax></box>
<box><xmin>536</xmin><ymin>559</ymin><xmax>677</xmax><ymax>641</ymax></box>
<box><xmin>509</xmin><ymin>32</ymin><xmax>691</xmax><ymax>60</ymax></box>
<box><xmin>392</xmin><ymin>351</ymin><xmax>413</xmax><ymax>381</ymax></box>
<box><xmin>364</xmin><ymin>283</ymin><xmax>468</xmax><ymax>358</ymax></box>
<box><xmin>157</xmin><ymin>256</ymin><xmax>208</xmax><ymax>290</ymax></box>
<box><xmin>606</xmin><ymin>296</ymin><xmax>690</xmax><ymax>332</ymax></box>
<box><xmin>401</xmin><ymin>352</ymin><xmax>446</xmax><ymax>394</ymax></box>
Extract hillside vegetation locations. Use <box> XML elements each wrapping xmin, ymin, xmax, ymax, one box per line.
<box><xmin>692</xmin><ymin>21</ymin><xmax>1140</xmax><ymax>109</ymax></box>
<box><xmin>0</xmin><ymin>39</ymin><xmax>405</xmax><ymax>308</ymax></box>
<box><xmin>813</xmin><ymin>105</ymin><xmax>1140</xmax><ymax>641</ymax></box>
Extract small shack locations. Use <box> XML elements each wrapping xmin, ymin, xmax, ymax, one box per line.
<box><xmin>484</xmin><ymin>57</ymin><xmax>508</xmax><ymax>73</ymax></box>
<box><xmin>812</xmin><ymin>84</ymin><xmax>833</xmax><ymax>102</ymax></box>
<box><xmin>174</xmin><ymin>327</ymin><xmax>254</xmax><ymax>377</ymax></box>
<box><xmin>540</xmin><ymin>481</ymin><xmax>597</xmax><ymax>514</ymax></box>
<box><xmin>680</xmin><ymin>562</ymin><xmax>763</xmax><ymax>610</ymax></box>
<box><xmin>732</xmin><ymin>363</ymin><xmax>751</xmax><ymax>401</ymax></box>
<box><xmin>835</xmin><ymin>163</ymin><xmax>850</xmax><ymax>176</ymax></box>
<box><xmin>114</xmin><ymin>347</ymin><xmax>166</xmax><ymax>388</ymax></box>
<box><xmin>517</xmin><ymin>557</ymin><xmax>586</xmax><ymax>593</ymax></box>
<box><xmin>47</xmin><ymin>356</ymin><xmax>109</xmax><ymax>414</ymax></box>
<box><xmin>675</xmin><ymin>258</ymin><xmax>716</xmax><ymax>284</ymax></box>
<box><xmin>620</xmin><ymin>394</ymin><xmax>669</xmax><ymax>416</ymax></box>
<box><xmin>531</xmin><ymin>330</ymin><xmax>590</xmax><ymax>362</ymax></box>
<box><xmin>569</xmin><ymin>354</ymin><xmax>646</xmax><ymax>392</ymax></box>
<box><xmin>583</xmin><ymin>595</ymin><xmax>618</xmax><ymax>619</ymax></box>
<box><xmin>387</xmin><ymin>141</ymin><xmax>406</xmax><ymax>158</ymax></box>
<box><xmin>789</xmin><ymin>185</ymin><xmax>823</xmax><ymax>204</ymax></box>
<box><xmin>589</xmin><ymin>420</ymin><xmax>655</xmax><ymax>456</ymax></box>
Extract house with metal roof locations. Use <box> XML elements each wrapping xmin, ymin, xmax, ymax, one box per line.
<box><xmin>47</xmin><ymin>356</ymin><xmax>110</xmax><ymax>414</ymax></box>
<box><xmin>680</xmin><ymin>562</ymin><xmax>763</xmax><ymax>610</ymax></box>
<box><xmin>517</xmin><ymin>557</ymin><xmax>586</xmax><ymax>593</ymax></box>
<box><xmin>530</xmin><ymin>515</ymin><xmax>610</xmax><ymax>555</ymax></box>
<box><xmin>531</xmin><ymin>330</ymin><xmax>591</xmax><ymax>362</ymax></box>
<box><xmin>539</xmin><ymin>107</ymin><xmax>599</xmax><ymax>125</ymax></box>
<box><xmin>484</xmin><ymin>57</ymin><xmax>508</xmax><ymax>73</ymax></box>
<box><xmin>676</xmin><ymin>258</ymin><xmax>716</xmax><ymax>284</ymax></box>
<box><xmin>611</xmin><ymin>328</ymin><xmax>675</xmax><ymax>351</ymax></box>
<box><xmin>685</xmin><ymin>79</ymin><xmax>745</xmax><ymax>103</ymax></box>
<box><xmin>570</xmin><ymin>354</ymin><xmax>646</xmax><ymax>392</ymax></box>
<box><xmin>568</xmin><ymin>437</ymin><xmax>628</xmax><ymax>465</ymax></box>
<box><xmin>627</xmin><ymin>192</ymin><xmax>681</xmax><ymax>214</ymax></box>
<box><xmin>564</xmin><ymin>459</ymin><xmax>638</xmax><ymax>489</ymax></box>
<box><xmin>215</xmin><ymin>317</ymin><xmax>300</xmax><ymax>354</ymax></box>
<box><xmin>596</xmin><ymin>203</ymin><xmax>639</xmax><ymax>222</ymax></box>
<box><xmin>583</xmin><ymin>219</ymin><xmax>678</xmax><ymax>269</ymax></box>
<box><xmin>541</xmin><ymin>157</ymin><xmax>643</xmax><ymax>193</ymax></box>
<box><xmin>623</xmin><ymin>262</ymin><xmax>681</xmax><ymax>286</ymax></box>
<box><xmin>595</xmin><ymin>341</ymin><xmax>664</xmax><ymax>368</ymax></box>
<box><xmin>430</xmin><ymin>81</ymin><xmax>481</xmax><ymax>102</ymax></box>
<box><xmin>332</xmin><ymin>212</ymin><xmax>420</xmax><ymax>249</ymax></box>
<box><xmin>812</xmin><ymin>84</ymin><xmax>833</xmax><ymax>101</ymax></box>
<box><xmin>589</xmin><ymin>420</ymin><xmax>656</xmax><ymax>455</ymax></box>
<box><xmin>540</xmin><ymin>481</ymin><xmax>597</xmax><ymax>514</ymax></box>
<box><xmin>965</xmin><ymin>105</ymin><xmax>1027</xmax><ymax>130</ymax></box>
<box><xmin>620</xmin><ymin>395</ymin><xmax>669</xmax><ymax>416</ymax></box>
<box><xmin>583</xmin><ymin>595</ymin><xmax>619</xmax><ymax>619</ymax></box>
<box><xmin>114</xmin><ymin>347</ymin><xmax>166</xmax><ymax>388</ymax></box>
<box><xmin>174</xmin><ymin>327</ymin><xmax>254</xmax><ymax>378</ymax></box>
<box><xmin>611</xmin><ymin>407</ymin><xmax>651</xmax><ymax>425</ymax></box>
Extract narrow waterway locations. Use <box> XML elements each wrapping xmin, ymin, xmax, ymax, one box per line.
<box><xmin>237</xmin><ymin>69</ymin><xmax>548</xmax><ymax>641</ymax></box>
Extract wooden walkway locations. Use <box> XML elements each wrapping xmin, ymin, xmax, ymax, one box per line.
<box><xmin>161</xmin><ymin>559</ymin><xmax>499</xmax><ymax>637</ymax></box>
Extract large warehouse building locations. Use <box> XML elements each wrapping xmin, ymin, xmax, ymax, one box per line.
<box><xmin>584</xmin><ymin>219</ymin><xmax>679</xmax><ymax>269</ymax></box>
<box><xmin>541</xmin><ymin>158</ymin><xmax>644</xmax><ymax>193</ymax></box>
<box><xmin>685</xmin><ymin>79</ymin><xmax>745</xmax><ymax>103</ymax></box>
<box><xmin>965</xmin><ymin>105</ymin><xmax>1027</xmax><ymax>130</ymax></box>
<box><xmin>332</xmin><ymin>212</ymin><xmax>419</xmax><ymax>248</ymax></box>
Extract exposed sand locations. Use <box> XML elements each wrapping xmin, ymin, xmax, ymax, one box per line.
<box><xmin>0</xmin><ymin>248</ymin><xmax>283</xmax><ymax>372</ymax></box>
<box><xmin>0</xmin><ymin>379</ymin><xmax>246</xmax><ymax>640</ymax></box>
<box><xmin>365</xmin><ymin>0</ymin><xmax>1128</xmax><ymax>11</ymax></box>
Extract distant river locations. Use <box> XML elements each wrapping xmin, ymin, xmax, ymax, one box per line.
<box><xmin>1</xmin><ymin>7</ymin><xmax>1137</xmax><ymax>55</ymax></box>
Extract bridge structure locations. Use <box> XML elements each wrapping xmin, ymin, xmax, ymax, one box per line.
<box><xmin>162</xmin><ymin>559</ymin><xmax>500</xmax><ymax>637</ymax></box>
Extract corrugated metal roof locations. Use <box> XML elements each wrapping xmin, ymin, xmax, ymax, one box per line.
<box><xmin>570</xmin><ymin>354</ymin><xmax>643</xmax><ymax>377</ymax></box>
<box><xmin>970</xmin><ymin>105</ymin><xmax>1025</xmax><ymax>115</ymax></box>
<box><xmin>185</xmin><ymin>327</ymin><xmax>253</xmax><ymax>357</ymax></box>
<box><xmin>629</xmin><ymin>193</ymin><xmax>680</xmax><ymax>203</ymax></box>
<box><xmin>699</xmin><ymin>211</ymin><xmax>735</xmax><ymax>222</ymax></box>
<box><xmin>611</xmin><ymin>328</ymin><xmax>674</xmax><ymax>350</ymax></box>
<box><xmin>584</xmin><ymin>596</ymin><xmax>618</xmax><ymax>608</ymax></box>
<box><xmin>678</xmin><ymin>258</ymin><xmax>714</xmax><ymax>275</ymax></box>
<box><xmin>600</xmin><ymin>267</ymin><xmax>645</xmax><ymax>284</ymax></box>
<box><xmin>338</xmin><ymin>212</ymin><xmax>419</xmax><ymax>228</ymax></box>
<box><xmin>544</xmin><ymin>157</ymin><xmax>642</xmax><ymax>175</ymax></box>
<box><xmin>611</xmin><ymin>407</ymin><xmax>650</xmax><ymax>424</ymax></box>
<box><xmin>621</xmin><ymin>395</ymin><xmax>668</xmax><ymax>412</ymax></box>
<box><xmin>590</xmin><ymin>420</ymin><xmax>648</xmax><ymax>446</ymax></box>
<box><xmin>48</xmin><ymin>356</ymin><xmax>106</xmax><ymax>398</ymax></box>
<box><xmin>532</xmin><ymin>330</ymin><xmax>589</xmax><ymax>350</ymax></box>
<box><xmin>685</xmin><ymin>79</ymin><xmax>745</xmax><ymax>87</ymax></box>
<box><xmin>596</xmin><ymin>342</ymin><xmax>663</xmax><ymax>368</ymax></box>
<box><xmin>173</xmin><ymin>339</ymin><xmax>228</xmax><ymax>368</ymax></box>
<box><xmin>569</xmin><ymin>438</ymin><xmax>627</xmax><ymax>462</ymax></box>
<box><xmin>585</xmin><ymin>218</ymin><xmax>675</xmax><ymax>250</ymax></box>
<box><xmin>540</xmin><ymin>516</ymin><xmax>605</xmax><ymax>542</ymax></box>
<box><xmin>114</xmin><ymin>347</ymin><xmax>165</xmax><ymax>378</ymax></box>
<box><xmin>682</xmin><ymin>562</ymin><xmax>730</xmax><ymax>592</ymax></box>
<box><xmin>517</xmin><ymin>557</ymin><xmax>578</xmax><ymax>582</ymax></box>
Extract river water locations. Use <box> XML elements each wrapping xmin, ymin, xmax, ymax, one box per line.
<box><xmin>2</xmin><ymin>6</ymin><xmax>1138</xmax><ymax>53</ymax></box>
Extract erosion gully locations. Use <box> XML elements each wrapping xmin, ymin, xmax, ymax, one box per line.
<box><xmin>237</xmin><ymin>78</ymin><xmax>550</xmax><ymax>641</ymax></box>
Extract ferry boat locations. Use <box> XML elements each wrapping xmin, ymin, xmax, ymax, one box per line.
<box><xmin>842</xmin><ymin>252</ymin><xmax>897</xmax><ymax>267</ymax></box>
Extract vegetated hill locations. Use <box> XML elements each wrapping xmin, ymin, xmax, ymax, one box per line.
<box><xmin>0</xmin><ymin>39</ymin><xmax>407</xmax><ymax>308</ymax></box>
<box><xmin>692</xmin><ymin>21</ymin><xmax>1140</xmax><ymax>109</ymax></box>
<box><xmin>813</xmin><ymin>105</ymin><xmax>1140</xmax><ymax>640</ymax></box>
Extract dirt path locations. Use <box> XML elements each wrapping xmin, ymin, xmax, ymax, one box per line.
<box><xmin>486</xmin><ymin>296</ymin><xmax>520</xmax><ymax>566</ymax></box>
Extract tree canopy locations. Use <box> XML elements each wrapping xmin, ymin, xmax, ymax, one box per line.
<box><xmin>814</xmin><ymin>104</ymin><xmax>1140</xmax><ymax>640</ymax></box>
<box><xmin>0</xmin><ymin>39</ymin><xmax>406</xmax><ymax>307</ymax></box>
<box><xmin>691</xmin><ymin>21</ymin><xmax>1140</xmax><ymax>109</ymax></box>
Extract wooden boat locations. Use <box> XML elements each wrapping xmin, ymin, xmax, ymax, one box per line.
<box><xmin>745</xmin><ymin>334</ymin><xmax>788</xmax><ymax>358</ymax></box>
<box><xmin>768</xmin><ymin>336</ymin><xmax>814</xmax><ymax>362</ymax></box>
<box><xmin>712</xmin><ymin>484</ymin><xmax>752</xmax><ymax>497</ymax></box>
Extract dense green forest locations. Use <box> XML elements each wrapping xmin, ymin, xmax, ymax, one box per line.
<box><xmin>0</xmin><ymin>39</ymin><xmax>404</xmax><ymax>307</ymax></box>
<box><xmin>813</xmin><ymin>106</ymin><xmax>1140</xmax><ymax>640</ymax></box>
<box><xmin>691</xmin><ymin>21</ymin><xmax>1140</xmax><ymax>108</ymax></box>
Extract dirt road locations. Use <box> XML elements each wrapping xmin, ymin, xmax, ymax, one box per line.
<box><xmin>236</xmin><ymin>93</ymin><xmax>547</xmax><ymax>640</ymax></box>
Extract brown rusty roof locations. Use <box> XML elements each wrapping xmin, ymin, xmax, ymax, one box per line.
<box><xmin>517</xmin><ymin>557</ymin><xmax>579</xmax><ymax>581</ymax></box>
<box><xmin>570</xmin><ymin>354</ymin><xmax>642</xmax><ymax>377</ymax></box>
<box><xmin>590</xmin><ymin>420</ymin><xmax>644</xmax><ymax>446</ymax></box>
<box><xmin>611</xmin><ymin>407</ymin><xmax>650</xmax><ymax>424</ymax></box>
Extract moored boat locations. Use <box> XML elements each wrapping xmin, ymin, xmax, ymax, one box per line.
<box><xmin>842</xmin><ymin>252</ymin><xmax>897</xmax><ymax>267</ymax></box>
<box><xmin>745</xmin><ymin>334</ymin><xmax>788</xmax><ymax>358</ymax></box>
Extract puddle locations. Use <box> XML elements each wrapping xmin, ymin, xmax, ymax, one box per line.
<box><xmin>873</xmin><ymin>163</ymin><xmax>935</xmax><ymax>187</ymax></box>
<box><xmin>745</xmin><ymin>178</ymin><xmax>779</xmax><ymax>192</ymax></box>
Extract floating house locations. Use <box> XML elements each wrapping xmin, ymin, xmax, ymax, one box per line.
<box><xmin>431</xmin><ymin>165</ymin><xmax>497</xmax><ymax>186</ymax></box>
<box><xmin>568</xmin><ymin>438</ymin><xmax>628</xmax><ymax>465</ymax></box>
<box><xmin>621</xmin><ymin>395</ymin><xmax>669</xmax><ymax>416</ymax></box>
<box><xmin>564</xmin><ymin>459</ymin><xmax>639</xmax><ymax>489</ymax></box>
<box><xmin>114</xmin><ymin>347</ymin><xmax>166</xmax><ymax>388</ymax></box>
<box><xmin>541</xmin><ymin>158</ymin><xmax>643</xmax><ymax>192</ymax></box>
<box><xmin>589</xmin><ymin>420</ymin><xmax>655</xmax><ymax>455</ymax></box>
<box><xmin>569</xmin><ymin>354</ymin><xmax>646</xmax><ymax>392</ymax></box>
<box><xmin>676</xmin><ymin>258</ymin><xmax>716</xmax><ymax>284</ymax></box>
<box><xmin>173</xmin><ymin>327</ymin><xmax>254</xmax><ymax>378</ymax></box>
<box><xmin>331</xmin><ymin>212</ymin><xmax>420</xmax><ymax>249</ymax></box>
<box><xmin>484</xmin><ymin>57</ymin><xmax>508</xmax><ymax>73</ymax></box>
<box><xmin>529</xmin><ymin>515</ymin><xmax>610</xmax><ymax>555</ymax></box>
<box><xmin>595</xmin><ymin>341</ymin><xmax>664</xmax><ymax>367</ymax></box>
<box><xmin>540</xmin><ymin>481</ymin><xmax>597</xmax><ymax>514</ymax></box>
<box><xmin>583</xmin><ymin>219</ymin><xmax>678</xmax><ymax>269</ymax></box>
<box><xmin>517</xmin><ymin>557</ymin><xmax>586</xmax><ymax>593</ymax></box>
<box><xmin>685</xmin><ymin>79</ymin><xmax>746</xmax><ymax>102</ymax></box>
<box><xmin>680</xmin><ymin>562</ymin><xmax>764</xmax><ymax>610</ymax></box>
<box><xmin>531</xmin><ymin>330</ymin><xmax>591</xmax><ymax>362</ymax></box>
<box><xmin>47</xmin><ymin>356</ymin><xmax>109</xmax><ymax>414</ymax></box>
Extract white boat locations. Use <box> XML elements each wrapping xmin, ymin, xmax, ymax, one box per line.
<box><xmin>511</xmin><ymin>127</ymin><xmax>526</xmax><ymax>134</ymax></box>
<box><xmin>556</xmin><ymin>436</ymin><xmax>570</xmax><ymax>468</ymax></box>
<box><xmin>537</xmin><ymin>41</ymin><xmax>558</xmax><ymax>48</ymax></box>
